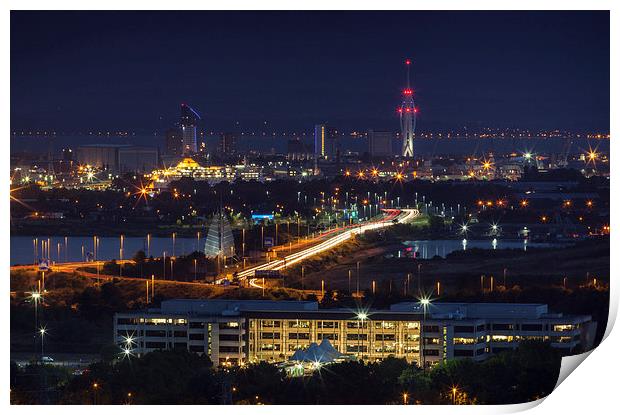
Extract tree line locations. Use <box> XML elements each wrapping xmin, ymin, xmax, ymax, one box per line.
<box><xmin>11</xmin><ymin>341</ymin><xmax>560</xmax><ymax>405</ymax></box>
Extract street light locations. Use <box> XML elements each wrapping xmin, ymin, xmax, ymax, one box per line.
<box><xmin>172</xmin><ymin>232</ymin><xmax>176</xmax><ymax>257</ymax></box>
<box><xmin>403</xmin><ymin>392</ymin><xmax>408</xmax><ymax>405</ymax></box>
<box><xmin>356</xmin><ymin>261</ymin><xmax>360</xmax><ymax>296</ymax></box>
<box><xmin>122</xmin><ymin>333</ymin><xmax>136</xmax><ymax>348</ymax></box>
<box><xmin>162</xmin><ymin>251</ymin><xmax>166</xmax><ymax>280</ymax></box>
<box><xmin>459</xmin><ymin>223</ymin><xmax>469</xmax><ymax>235</ymax></box>
<box><xmin>355</xmin><ymin>311</ymin><xmax>369</xmax><ymax>361</ymax></box>
<box><xmin>348</xmin><ymin>269</ymin><xmax>352</xmax><ymax>295</ymax></box>
<box><xmin>29</xmin><ymin>291</ymin><xmax>42</xmax><ymax>353</ymax></box>
<box><xmin>93</xmin><ymin>382</ymin><xmax>99</xmax><ymax>405</ymax></box>
<box><xmin>39</xmin><ymin>327</ymin><xmax>46</xmax><ymax>360</ymax></box>
<box><xmin>419</xmin><ymin>296</ymin><xmax>431</xmax><ymax>369</ymax></box>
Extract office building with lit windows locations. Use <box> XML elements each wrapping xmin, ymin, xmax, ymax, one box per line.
<box><xmin>180</xmin><ymin>103</ymin><xmax>200</xmax><ymax>154</ymax></box>
<box><xmin>114</xmin><ymin>299</ymin><xmax>595</xmax><ymax>368</ymax></box>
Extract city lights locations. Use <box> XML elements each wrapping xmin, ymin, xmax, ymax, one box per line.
<box><xmin>8</xmin><ymin>11</ymin><xmax>611</xmax><ymax>406</ymax></box>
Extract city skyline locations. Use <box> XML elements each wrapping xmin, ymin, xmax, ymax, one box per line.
<box><xmin>11</xmin><ymin>11</ymin><xmax>610</xmax><ymax>133</ymax></box>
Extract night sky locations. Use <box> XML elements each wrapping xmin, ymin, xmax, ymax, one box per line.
<box><xmin>11</xmin><ymin>11</ymin><xmax>609</xmax><ymax>133</ymax></box>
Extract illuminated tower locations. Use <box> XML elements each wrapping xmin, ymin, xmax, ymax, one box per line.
<box><xmin>180</xmin><ymin>103</ymin><xmax>200</xmax><ymax>155</ymax></box>
<box><xmin>314</xmin><ymin>124</ymin><xmax>327</xmax><ymax>159</ymax></box>
<box><xmin>314</xmin><ymin>124</ymin><xmax>338</xmax><ymax>160</ymax></box>
<box><xmin>398</xmin><ymin>59</ymin><xmax>417</xmax><ymax>158</ymax></box>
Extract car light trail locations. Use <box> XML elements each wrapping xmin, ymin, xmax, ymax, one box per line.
<box><xmin>237</xmin><ymin>209</ymin><xmax>418</xmax><ymax>280</ymax></box>
<box><xmin>248</xmin><ymin>278</ymin><xmax>263</xmax><ymax>288</ymax></box>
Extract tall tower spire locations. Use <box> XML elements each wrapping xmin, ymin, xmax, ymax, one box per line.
<box><xmin>398</xmin><ymin>59</ymin><xmax>416</xmax><ymax>158</ymax></box>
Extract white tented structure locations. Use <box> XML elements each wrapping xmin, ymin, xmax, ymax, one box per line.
<box><xmin>282</xmin><ymin>338</ymin><xmax>355</xmax><ymax>377</ymax></box>
<box><xmin>289</xmin><ymin>338</ymin><xmax>350</xmax><ymax>364</ymax></box>
<box><xmin>204</xmin><ymin>210</ymin><xmax>235</xmax><ymax>260</ymax></box>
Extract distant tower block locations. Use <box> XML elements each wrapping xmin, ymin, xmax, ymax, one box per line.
<box><xmin>180</xmin><ymin>103</ymin><xmax>200</xmax><ymax>155</ymax></box>
<box><xmin>204</xmin><ymin>210</ymin><xmax>235</xmax><ymax>261</ymax></box>
<box><xmin>398</xmin><ymin>59</ymin><xmax>417</xmax><ymax>158</ymax></box>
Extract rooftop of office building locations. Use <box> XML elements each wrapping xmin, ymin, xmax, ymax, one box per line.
<box><xmin>122</xmin><ymin>299</ymin><xmax>590</xmax><ymax>323</ymax></box>
<box><xmin>390</xmin><ymin>302</ymin><xmax>552</xmax><ymax>319</ymax></box>
<box><xmin>158</xmin><ymin>299</ymin><xmax>319</xmax><ymax>316</ymax></box>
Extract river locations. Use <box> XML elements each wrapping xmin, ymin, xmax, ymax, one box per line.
<box><xmin>399</xmin><ymin>239</ymin><xmax>571</xmax><ymax>259</ymax></box>
<box><xmin>11</xmin><ymin>235</ymin><xmax>571</xmax><ymax>266</ymax></box>
<box><xmin>11</xmin><ymin>235</ymin><xmax>204</xmax><ymax>266</ymax></box>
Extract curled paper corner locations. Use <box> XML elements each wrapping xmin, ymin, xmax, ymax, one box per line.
<box><xmin>473</xmin><ymin>393</ymin><xmax>550</xmax><ymax>414</ymax></box>
<box><xmin>494</xmin><ymin>353</ymin><xmax>595</xmax><ymax>414</ymax></box>
<box><xmin>552</xmin><ymin>294</ymin><xmax>616</xmax><ymax>392</ymax></box>
<box><xmin>502</xmin><ymin>396</ymin><xmax>548</xmax><ymax>414</ymax></box>
<box><xmin>554</xmin><ymin>350</ymin><xmax>593</xmax><ymax>390</ymax></box>
<box><xmin>602</xmin><ymin>289</ymin><xmax>618</xmax><ymax>343</ymax></box>
<box><xmin>552</xmin><ymin>272</ymin><xmax>618</xmax><ymax>392</ymax></box>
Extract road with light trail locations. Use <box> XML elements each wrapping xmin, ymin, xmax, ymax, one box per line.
<box><xmin>244</xmin><ymin>208</ymin><xmax>418</xmax><ymax>287</ymax></box>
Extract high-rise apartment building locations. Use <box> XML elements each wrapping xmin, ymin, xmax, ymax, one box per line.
<box><xmin>165</xmin><ymin>128</ymin><xmax>183</xmax><ymax>157</ymax></box>
<box><xmin>218</xmin><ymin>133</ymin><xmax>237</xmax><ymax>157</ymax></box>
<box><xmin>368</xmin><ymin>130</ymin><xmax>394</xmax><ymax>158</ymax></box>
<box><xmin>180</xmin><ymin>103</ymin><xmax>200</xmax><ymax>155</ymax></box>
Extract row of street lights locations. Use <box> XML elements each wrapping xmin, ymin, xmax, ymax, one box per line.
<box><xmin>402</xmin><ymin>384</ymin><xmax>460</xmax><ymax>405</ymax></box>
<box><xmin>28</xmin><ymin>290</ymin><xmax>47</xmax><ymax>361</ymax></box>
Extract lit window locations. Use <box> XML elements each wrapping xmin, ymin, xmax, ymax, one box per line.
<box><xmin>453</xmin><ymin>337</ymin><xmax>475</xmax><ymax>345</ymax></box>
<box><xmin>553</xmin><ymin>324</ymin><xmax>575</xmax><ymax>332</ymax></box>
